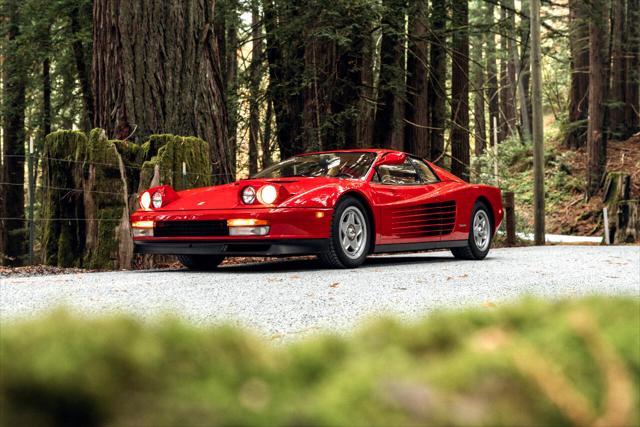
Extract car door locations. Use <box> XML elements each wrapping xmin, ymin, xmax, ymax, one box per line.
<box><xmin>369</xmin><ymin>157</ymin><xmax>444</xmax><ymax>245</ymax></box>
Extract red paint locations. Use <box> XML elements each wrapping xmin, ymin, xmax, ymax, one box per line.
<box><xmin>131</xmin><ymin>149</ymin><xmax>503</xmax><ymax>248</ymax></box>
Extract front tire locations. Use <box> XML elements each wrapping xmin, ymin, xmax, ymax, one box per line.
<box><xmin>452</xmin><ymin>202</ymin><xmax>493</xmax><ymax>260</ymax></box>
<box><xmin>318</xmin><ymin>197</ymin><xmax>371</xmax><ymax>269</ymax></box>
<box><xmin>177</xmin><ymin>254</ymin><xmax>225</xmax><ymax>271</ymax></box>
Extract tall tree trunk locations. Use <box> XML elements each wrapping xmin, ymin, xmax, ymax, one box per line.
<box><xmin>225</xmin><ymin>1</ymin><xmax>239</xmax><ymax>176</ymax></box>
<box><xmin>499</xmin><ymin>2</ymin><xmax>516</xmax><ymax>141</ymax></box>
<box><xmin>564</xmin><ymin>0</ymin><xmax>590</xmax><ymax>149</ymax></box>
<box><xmin>587</xmin><ymin>0</ymin><xmax>610</xmax><ymax>196</ymax></box>
<box><xmin>531</xmin><ymin>0</ymin><xmax>545</xmax><ymax>245</ymax></box>
<box><xmin>42</xmin><ymin>59</ymin><xmax>52</xmax><ymax>137</ymax></box>
<box><xmin>262</xmin><ymin>99</ymin><xmax>273</xmax><ymax>168</ymax></box>
<box><xmin>92</xmin><ymin>0</ymin><xmax>232</xmax><ymax>182</ymax></box>
<box><xmin>70</xmin><ymin>4</ymin><xmax>94</xmax><ymax>132</ymax></box>
<box><xmin>485</xmin><ymin>1</ymin><xmax>500</xmax><ymax>146</ymax></box>
<box><xmin>248</xmin><ymin>0</ymin><xmax>261</xmax><ymax>176</ymax></box>
<box><xmin>608</xmin><ymin>0</ymin><xmax>626</xmax><ymax>138</ymax></box>
<box><xmin>357</xmin><ymin>30</ymin><xmax>376</xmax><ymax>148</ymax></box>
<box><xmin>472</xmin><ymin>16</ymin><xmax>486</xmax><ymax>175</ymax></box>
<box><xmin>428</xmin><ymin>0</ymin><xmax>447</xmax><ymax>164</ymax></box>
<box><xmin>373</xmin><ymin>0</ymin><xmax>407</xmax><ymax>150</ymax></box>
<box><xmin>2</xmin><ymin>0</ymin><xmax>27</xmax><ymax>265</ymax></box>
<box><xmin>506</xmin><ymin>0</ymin><xmax>530</xmax><ymax>141</ymax></box>
<box><xmin>451</xmin><ymin>0</ymin><xmax>470</xmax><ymax>180</ymax></box>
<box><xmin>519</xmin><ymin>0</ymin><xmax>531</xmax><ymax>136</ymax></box>
<box><xmin>404</xmin><ymin>0</ymin><xmax>430</xmax><ymax>159</ymax></box>
<box><xmin>264</xmin><ymin>0</ymin><xmax>305</xmax><ymax>159</ymax></box>
<box><xmin>625</xmin><ymin>0</ymin><xmax>639</xmax><ymax>134</ymax></box>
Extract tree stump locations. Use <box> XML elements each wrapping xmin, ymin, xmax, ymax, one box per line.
<box><xmin>602</xmin><ymin>172</ymin><xmax>639</xmax><ymax>244</ymax></box>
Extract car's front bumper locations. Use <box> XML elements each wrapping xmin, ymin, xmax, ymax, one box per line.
<box><xmin>134</xmin><ymin>239</ymin><xmax>329</xmax><ymax>256</ymax></box>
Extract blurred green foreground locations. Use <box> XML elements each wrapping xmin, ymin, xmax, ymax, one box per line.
<box><xmin>1</xmin><ymin>297</ymin><xmax>638</xmax><ymax>426</ymax></box>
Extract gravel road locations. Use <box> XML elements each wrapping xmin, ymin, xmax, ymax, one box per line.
<box><xmin>1</xmin><ymin>246</ymin><xmax>638</xmax><ymax>338</ymax></box>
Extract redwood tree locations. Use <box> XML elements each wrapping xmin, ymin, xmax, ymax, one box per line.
<box><xmin>92</xmin><ymin>0</ymin><xmax>233</xmax><ymax>182</ymax></box>
<box><xmin>451</xmin><ymin>0</ymin><xmax>470</xmax><ymax>180</ymax></box>
<box><xmin>586</xmin><ymin>0</ymin><xmax>609</xmax><ymax>196</ymax></box>
<box><xmin>404</xmin><ymin>0</ymin><xmax>430</xmax><ymax>159</ymax></box>
<box><xmin>564</xmin><ymin>0</ymin><xmax>590</xmax><ymax>149</ymax></box>
<box><xmin>2</xmin><ymin>0</ymin><xmax>28</xmax><ymax>265</ymax></box>
<box><xmin>428</xmin><ymin>0</ymin><xmax>447</xmax><ymax>163</ymax></box>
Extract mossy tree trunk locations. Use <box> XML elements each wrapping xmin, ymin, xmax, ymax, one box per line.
<box><xmin>41</xmin><ymin>131</ymin><xmax>87</xmax><ymax>267</ymax></box>
<box><xmin>92</xmin><ymin>0</ymin><xmax>232</xmax><ymax>184</ymax></box>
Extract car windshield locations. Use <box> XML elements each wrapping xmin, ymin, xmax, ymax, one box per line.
<box><xmin>253</xmin><ymin>152</ymin><xmax>376</xmax><ymax>179</ymax></box>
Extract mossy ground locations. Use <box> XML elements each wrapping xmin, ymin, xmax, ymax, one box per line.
<box><xmin>1</xmin><ymin>297</ymin><xmax>638</xmax><ymax>426</ymax></box>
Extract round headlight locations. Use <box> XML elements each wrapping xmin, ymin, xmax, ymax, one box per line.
<box><xmin>140</xmin><ymin>191</ymin><xmax>151</xmax><ymax>210</ymax></box>
<box><xmin>259</xmin><ymin>185</ymin><xmax>278</xmax><ymax>205</ymax></box>
<box><xmin>242</xmin><ymin>186</ymin><xmax>256</xmax><ymax>204</ymax></box>
<box><xmin>152</xmin><ymin>191</ymin><xmax>163</xmax><ymax>208</ymax></box>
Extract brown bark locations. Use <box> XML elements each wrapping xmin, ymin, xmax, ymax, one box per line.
<box><xmin>225</xmin><ymin>2</ymin><xmax>239</xmax><ymax>176</ymax></box>
<box><xmin>451</xmin><ymin>0</ymin><xmax>470</xmax><ymax>181</ymax></box>
<box><xmin>428</xmin><ymin>0</ymin><xmax>447</xmax><ymax>164</ymax></box>
<box><xmin>564</xmin><ymin>0</ymin><xmax>590</xmax><ymax>149</ymax></box>
<box><xmin>608</xmin><ymin>0</ymin><xmax>626</xmax><ymax>138</ymax></box>
<box><xmin>70</xmin><ymin>4</ymin><xmax>94</xmax><ymax>132</ymax></box>
<box><xmin>2</xmin><ymin>0</ymin><xmax>27</xmax><ymax>265</ymax></box>
<box><xmin>485</xmin><ymin>1</ymin><xmax>500</xmax><ymax>146</ymax></box>
<box><xmin>262</xmin><ymin>99</ymin><xmax>273</xmax><ymax>168</ymax></box>
<box><xmin>357</xmin><ymin>30</ymin><xmax>376</xmax><ymax>148</ymax></box>
<box><xmin>472</xmin><ymin>28</ymin><xmax>486</xmax><ymax>170</ymax></box>
<box><xmin>249</xmin><ymin>0</ymin><xmax>261</xmax><ymax>176</ymax></box>
<box><xmin>499</xmin><ymin>2</ymin><xmax>516</xmax><ymax>141</ymax></box>
<box><xmin>519</xmin><ymin>0</ymin><xmax>531</xmax><ymax>136</ymax></box>
<box><xmin>92</xmin><ymin>0</ymin><xmax>232</xmax><ymax>183</ymax></box>
<box><xmin>587</xmin><ymin>0</ymin><xmax>610</xmax><ymax>196</ymax></box>
<box><xmin>404</xmin><ymin>0</ymin><xmax>430</xmax><ymax>159</ymax></box>
<box><xmin>373</xmin><ymin>0</ymin><xmax>407</xmax><ymax>150</ymax></box>
<box><xmin>625</xmin><ymin>0</ymin><xmax>640</xmax><ymax>133</ymax></box>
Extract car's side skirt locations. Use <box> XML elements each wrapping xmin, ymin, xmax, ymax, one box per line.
<box><xmin>372</xmin><ymin>239</ymin><xmax>468</xmax><ymax>254</ymax></box>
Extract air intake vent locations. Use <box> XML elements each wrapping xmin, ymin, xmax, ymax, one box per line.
<box><xmin>391</xmin><ymin>201</ymin><xmax>456</xmax><ymax>238</ymax></box>
<box><xmin>154</xmin><ymin>220</ymin><xmax>229</xmax><ymax>237</ymax></box>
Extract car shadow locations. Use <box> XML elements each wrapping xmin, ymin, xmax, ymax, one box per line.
<box><xmin>210</xmin><ymin>252</ymin><xmax>461</xmax><ymax>273</ymax></box>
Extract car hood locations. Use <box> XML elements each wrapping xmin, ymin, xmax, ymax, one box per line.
<box><xmin>154</xmin><ymin>177</ymin><xmax>359</xmax><ymax>211</ymax></box>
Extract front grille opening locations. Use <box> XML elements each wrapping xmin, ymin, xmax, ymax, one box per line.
<box><xmin>154</xmin><ymin>220</ymin><xmax>229</xmax><ymax>237</ymax></box>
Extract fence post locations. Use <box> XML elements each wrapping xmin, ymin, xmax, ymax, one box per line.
<box><xmin>28</xmin><ymin>137</ymin><xmax>35</xmax><ymax>264</ymax></box>
<box><xmin>504</xmin><ymin>191</ymin><xmax>516</xmax><ymax>247</ymax></box>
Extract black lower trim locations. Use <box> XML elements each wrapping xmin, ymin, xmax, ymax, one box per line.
<box><xmin>373</xmin><ymin>239</ymin><xmax>468</xmax><ymax>254</ymax></box>
<box><xmin>134</xmin><ymin>239</ymin><xmax>329</xmax><ymax>256</ymax></box>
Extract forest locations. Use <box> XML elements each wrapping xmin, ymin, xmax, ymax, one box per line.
<box><xmin>1</xmin><ymin>0</ymin><xmax>639</xmax><ymax>266</ymax></box>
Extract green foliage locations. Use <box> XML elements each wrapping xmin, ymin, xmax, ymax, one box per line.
<box><xmin>1</xmin><ymin>297</ymin><xmax>638</xmax><ymax>426</ymax></box>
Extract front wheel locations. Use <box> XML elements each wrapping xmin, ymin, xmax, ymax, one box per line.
<box><xmin>451</xmin><ymin>202</ymin><xmax>493</xmax><ymax>260</ymax></box>
<box><xmin>318</xmin><ymin>197</ymin><xmax>371</xmax><ymax>269</ymax></box>
<box><xmin>177</xmin><ymin>254</ymin><xmax>225</xmax><ymax>271</ymax></box>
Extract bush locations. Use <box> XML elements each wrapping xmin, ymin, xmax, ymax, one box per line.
<box><xmin>1</xmin><ymin>297</ymin><xmax>638</xmax><ymax>426</ymax></box>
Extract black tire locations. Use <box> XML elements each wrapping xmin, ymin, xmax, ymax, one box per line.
<box><xmin>318</xmin><ymin>196</ymin><xmax>371</xmax><ymax>269</ymax></box>
<box><xmin>177</xmin><ymin>254</ymin><xmax>225</xmax><ymax>271</ymax></box>
<box><xmin>452</xmin><ymin>201</ymin><xmax>493</xmax><ymax>260</ymax></box>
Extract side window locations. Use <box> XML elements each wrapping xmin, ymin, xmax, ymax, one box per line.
<box><xmin>376</xmin><ymin>159</ymin><xmax>421</xmax><ymax>185</ymax></box>
<box><xmin>410</xmin><ymin>158</ymin><xmax>440</xmax><ymax>184</ymax></box>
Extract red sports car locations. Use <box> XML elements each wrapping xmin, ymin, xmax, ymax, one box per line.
<box><xmin>131</xmin><ymin>149</ymin><xmax>503</xmax><ymax>269</ymax></box>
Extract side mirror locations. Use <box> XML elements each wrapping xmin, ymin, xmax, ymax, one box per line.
<box><xmin>376</xmin><ymin>152</ymin><xmax>407</xmax><ymax>167</ymax></box>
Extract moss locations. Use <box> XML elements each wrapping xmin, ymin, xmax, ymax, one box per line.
<box><xmin>139</xmin><ymin>134</ymin><xmax>211</xmax><ymax>191</ymax></box>
<box><xmin>41</xmin><ymin>131</ymin><xmax>87</xmax><ymax>267</ymax></box>
<box><xmin>0</xmin><ymin>297</ymin><xmax>638</xmax><ymax>426</ymax></box>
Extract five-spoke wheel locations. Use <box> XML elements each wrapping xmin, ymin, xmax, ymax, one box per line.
<box><xmin>319</xmin><ymin>196</ymin><xmax>371</xmax><ymax>268</ymax></box>
<box><xmin>451</xmin><ymin>201</ymin><xmax>493</xmax><ymax>260</ymax></box>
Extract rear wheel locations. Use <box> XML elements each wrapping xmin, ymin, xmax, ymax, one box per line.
<box><xmin>318</xmin><ymin>197</ymin><xmax>371</xmax><ymax>269</ymax></box>
<box><xmin>177</xmin><ymin>254</ymin><xmax>225</xmax><ymax>271</ymax></box>
<box><xmin>452</xmin><ymin>202</ymin><xmax>493</xmax><ymax>260</ymax></box>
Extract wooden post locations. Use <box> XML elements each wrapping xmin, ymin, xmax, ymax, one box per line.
<box><xmin>603</xmin><ymin>207</ymin><xmax>610</xmax><ymax>244</ymax></box>
<box><xmin>504</xmin><ymin>191</ymin><xmax>516</xmax><ymax>246</ymax></box>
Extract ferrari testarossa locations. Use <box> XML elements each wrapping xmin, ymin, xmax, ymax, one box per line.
<box><xmin>131</xmin><ymin>149</ymin><xmax>503</xmax><ymax>269</ymax></box>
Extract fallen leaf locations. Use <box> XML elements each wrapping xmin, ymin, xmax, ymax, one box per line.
<box><xmin>330</xmin><ymin>282</ymin><xmax>339</xmax><ymax>288</ymax></box>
